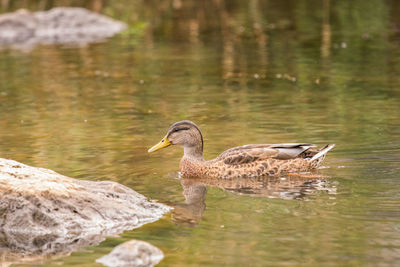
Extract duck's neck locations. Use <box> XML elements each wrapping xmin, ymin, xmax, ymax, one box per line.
<box><xmin>183</xmin><ymin>145</ymin><xmax>204</xmax><ymax>161</ymax></box>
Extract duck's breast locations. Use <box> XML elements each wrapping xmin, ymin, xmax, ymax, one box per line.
<box><xmin>180</xmin><ymin>157</ymin><xmax>206</xmax><ymax>178</ymax></box>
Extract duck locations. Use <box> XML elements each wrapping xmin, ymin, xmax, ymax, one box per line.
<box><xmin>148</xmin><ymin>120</ymin><xmax>335</xmax><ymax>179</ymax></box>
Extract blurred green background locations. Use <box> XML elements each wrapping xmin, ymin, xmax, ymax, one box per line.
<box><xmin>1</xmin><ymin>0</ymin><xmax>400</xmax><ymax>266</ymax></box>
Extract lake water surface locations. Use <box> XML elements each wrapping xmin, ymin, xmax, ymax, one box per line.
<box><xmin>1</xmin><ymin>1</ymin><xmax>400</xmax><ymax>266</ymax></box>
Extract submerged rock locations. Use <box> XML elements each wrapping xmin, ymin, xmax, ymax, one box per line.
<box><xmin>96</xmin><ymin>240</ymin><xmax>164</xmax><ymax>267</ymax></box>
<box><xmin>0</xmin><ymin>158</ymin><xmax>170</xmax><ymax>264</ymax></box>
<box><xmin>0</xmin><ymin>7</ymin><xmax>127</xmax><ymax>49</ymax></box>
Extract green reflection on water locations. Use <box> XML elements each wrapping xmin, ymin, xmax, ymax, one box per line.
<box><xmin>2</xmin><ymin>0</ymin><xmax>400</xmax><ymax>266</ymax></box>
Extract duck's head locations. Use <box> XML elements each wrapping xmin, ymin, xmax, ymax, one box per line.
<box><xmin>148</xmin><ymin>120</ymin><xmax>204</xmax><ymax>159</ymax></box>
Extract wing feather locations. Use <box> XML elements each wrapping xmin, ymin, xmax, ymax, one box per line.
<box><xmin>218</xmin><ymin>143</ymin><xmax>314</xmax><ymax>165</ymax></box>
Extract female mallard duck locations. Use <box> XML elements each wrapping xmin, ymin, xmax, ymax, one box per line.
<box><xmin>148</xmin><ymin>120</ymin><xmax>335</xmax><ymax>178</ymax></box>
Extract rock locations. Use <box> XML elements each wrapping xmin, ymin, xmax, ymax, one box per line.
<box><xmin>96</xmin><ymin>240</ymin><xmax>164</xmax><ymax>267</ymax></box>
<box><xmin>0</xmin><ymin>158</ymin><xmax>170</xmax><ymax>264</ymax></box>
<box><xmin>0</xmin><ymin>7</ymin><xmax>127</xmax><ymax>49</ymax></box>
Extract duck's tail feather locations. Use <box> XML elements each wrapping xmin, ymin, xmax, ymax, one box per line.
<box><xmin>310</xmin><ymin>144</ymin><xmax>335</xmax><ymax>162</ymax></box>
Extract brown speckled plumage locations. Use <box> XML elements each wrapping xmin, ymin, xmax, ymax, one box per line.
<box><xmin>148</xmin><ymin>121</ymin><xmax>335</xmax><ymax>179</ymax></box>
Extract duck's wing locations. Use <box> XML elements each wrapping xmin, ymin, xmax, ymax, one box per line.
<box><xmin>217</xmin><ymin>143</ymin><xmax>315</xmax><ymax>165</ymax></box>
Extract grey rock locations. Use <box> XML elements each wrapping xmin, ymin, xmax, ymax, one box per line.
<box><xmin>0</xmin><ymin>158</ymin><xmax>170</xmax><ymax>264</ymax></box>
<box><xmin>0</xmin><ymin>7</ymin><xmax>127</xmax><ymax>49</ymax></box>
<box><xmin>96</xmin><ymin>240</ymin><xmax>164</xmax><ymax>267</ymax></box>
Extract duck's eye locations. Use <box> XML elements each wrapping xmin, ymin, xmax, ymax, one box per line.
<box><xmin>173</xmin><ymin>127</ymin><xmax>189</xmax><ymax>133</ymax></box>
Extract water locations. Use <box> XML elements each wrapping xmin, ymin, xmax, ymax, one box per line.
<box><xmin>1</xmin><ymin>0</ymin><xmax>400</xmax><ymax>266</ymax></box>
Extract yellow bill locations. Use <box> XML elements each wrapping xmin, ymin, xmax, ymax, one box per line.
<box><xmin>148</xmin><ymin>136</ymin><xmax>171</xmax><ymax>152</ymax></box>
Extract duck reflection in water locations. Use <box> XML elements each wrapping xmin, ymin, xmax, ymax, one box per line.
<box><xmin>171</xmin><ymin>178</ymin><xmax>207</xmax><ymax>226</ymax></box>
<box><xmin>171</xmin><ymin>175</ymin><xmax>336</xmax><ymax>226</ymax></box>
